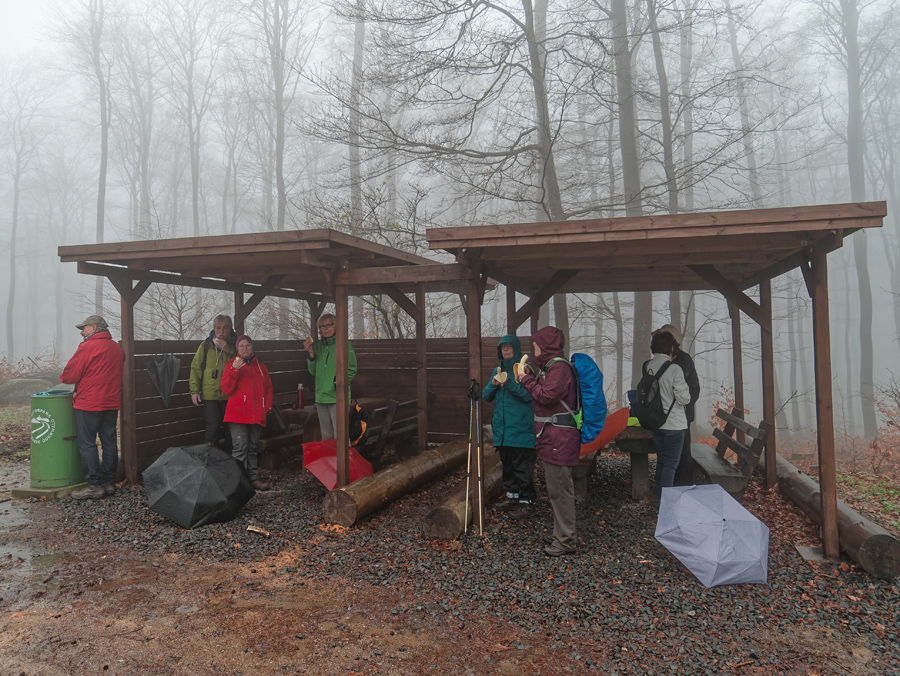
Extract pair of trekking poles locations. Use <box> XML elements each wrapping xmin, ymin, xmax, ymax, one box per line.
<box><xmin>464</xmin><ymin>378</ymin><xmax>485</xmax><ymax>535</ymax></box>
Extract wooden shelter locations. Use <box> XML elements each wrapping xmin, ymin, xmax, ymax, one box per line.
<box><xmin>428</xmin><ymin>201</ymin><xmax>888</xmax><ymax>559</ymax></box>
<box><xmin>58</xmin><ymin>229</ymin><xmax>476</xmax><ymax>489</ymax></box>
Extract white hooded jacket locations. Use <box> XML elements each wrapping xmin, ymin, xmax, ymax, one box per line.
<box><xmin>642</xmin><ymin>353</ymin><xmax>691</xmax><ymax>431</ymax></box>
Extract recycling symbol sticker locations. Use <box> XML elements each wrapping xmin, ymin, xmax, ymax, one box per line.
<box><xmin>31</xmin><ymin>408</ymin><xmax>56</xmax><ymax>444</ymax></box>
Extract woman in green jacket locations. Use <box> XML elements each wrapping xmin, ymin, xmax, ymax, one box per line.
<box><xmin>482</xmin><ymin>334</ymin><xmax>536</xmax><ymax>519</ymax></box>
<box><xmin>303</xmin><ymin>313</ymin><xmax>357</xmax><ymax>440</ymax></box>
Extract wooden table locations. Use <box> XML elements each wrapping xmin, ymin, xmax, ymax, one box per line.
<box><xmin>614</xmin><ymin>426</ymin><xmax>656</xmax><ymax>500</ymax></box>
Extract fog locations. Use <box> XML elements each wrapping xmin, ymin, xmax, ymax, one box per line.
<box><xmin>1</xmin><ymin>0</ymin><xmax>898</xmax><ymax>448</ymax></box>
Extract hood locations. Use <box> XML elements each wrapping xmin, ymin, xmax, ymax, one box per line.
<box><xmin>532</xmin><ymin>326</ymin><xmax>565</xmax><ymax>368</ymax></box>
<box><xmin>496</xmin><ymin>334</ymin><xmax>523</xmax><ymax>363</ymax></box>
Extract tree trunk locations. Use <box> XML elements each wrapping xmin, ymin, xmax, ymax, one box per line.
<box><xmin>424</xmin><ymin>451</ymin><xmax>502</xmax><ymax>540</ymax></box>
<box><xmin>322</xmin><ymin>438</ymin><xmax>470</xmax><ymax>526</ymax></box>
<box><xmin>725</xmin><ymin>0</ymin><xmax>761</xmax><ymax>206</ymax></box>
<box><xmin>774</xmin><ymin>455</ymin><xmax>900</xmax><ymax>580</ymax></box>
<box><xmin>91</xmin><ymin>0</ymin><xmax>110</xmax><ymax>314</ymax></box>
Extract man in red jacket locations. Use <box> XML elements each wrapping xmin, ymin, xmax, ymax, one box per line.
<box><xmin>60</xmin><ymin>315</ymin><xmax>125</xmax><ymax>500</ymax></box>
<box><xmin>520</xmin><ymin>326</ymin><xmax>581</xmax><ymax>556</ymax></box>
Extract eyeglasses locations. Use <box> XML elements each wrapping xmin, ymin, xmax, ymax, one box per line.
<box><xmin>319</xmin><ymin>322</ymin><xmax>335</xmax><ymax>329</ymax></box>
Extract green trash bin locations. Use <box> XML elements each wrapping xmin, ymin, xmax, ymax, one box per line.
<box><xmin>30</xmin><ymin>390</ymin><xmax>84</xmax><ymax>488</ymax></box>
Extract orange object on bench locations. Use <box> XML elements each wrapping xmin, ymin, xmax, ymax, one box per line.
<box><xmin>579</xmin><ymin>407</ymin><xmax>630</xmax><ymax>457</ymax></box>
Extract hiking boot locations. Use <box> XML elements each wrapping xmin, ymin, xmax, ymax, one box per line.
<box><xmin>101</xmin><ymin>484</ymin><xmax>116</xmax><ymax>496</ymax></box>
<box><xmin>542</xmin><ymin>533</ymin><xmax>555</xmax><ymax>545</ymax></box>
<box><xmin>543</xmin><ymin>543</ymin><xmax>577</xmax><ymax>557</ymax></box>
<box><xmin>251</xmin><ymin>480</ymin><xmax>271</xmax><ymax>491</ymax></box>
<box><xmin>494</xmin><ymin>496</ymin><xmax>519</xmax><ymax>511</ymax></box>
<box><xmin>508</xmin><ymin>502</ymin><xmax>534</xmax><ymax>520</ymax></box>
<box><xmin>71</xmin><ymin>485</ymin><xmax>105</xmax><ymax>500</ymax></box>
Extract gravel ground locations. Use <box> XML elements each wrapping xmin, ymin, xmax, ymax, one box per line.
<box><xmin>4</xmin><ymin>452</ymin><xmax>896</xmax><ymax>675</ymax></box>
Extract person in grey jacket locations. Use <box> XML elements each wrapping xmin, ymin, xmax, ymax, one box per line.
<box><xmin>641</xmin><ymin>331</ymin><xmax>691</xmax><ymax>500</ymax></box>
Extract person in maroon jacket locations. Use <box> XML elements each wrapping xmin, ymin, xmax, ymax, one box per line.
<box><xmin>519</xmin><ymin>326</ymin><xmax>581</xmax><ymax>556</ymax></box>
<box><xmin>61</xmin><ymin>315</ymin><xmax>125</xmax><ymax>500</ymax></box>
<box><xmin>221</xmin><ymin>335</ymin><xmax>274</xmax><ymax>491</ymax></box>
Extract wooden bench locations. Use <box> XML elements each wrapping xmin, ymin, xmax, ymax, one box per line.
<box><xmin>358</xmin><ymin>392</ymin><xmax>436</xmax><ymax>462</ymax></box>
<box><xmin>691</xmin><ymin>408</ymin><xmax>773</xmax><ymax>502</ymax></box>
<box><xmin>572</xmin><ymin>451</ymin><xmax>598</xmax><ymax>501</ymax></box>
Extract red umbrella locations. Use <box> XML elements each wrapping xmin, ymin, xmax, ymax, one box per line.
<box><xmin>303</xmin><ymin>438</ymin><xmax>373</xmax><ymax>490</ymax></box>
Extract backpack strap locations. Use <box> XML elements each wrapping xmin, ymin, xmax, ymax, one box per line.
<box><xmin>650</xmin><ymin>360</ymin><xmax>676</xmax><ymax>420</ymax></box>
<box><xmin>534</xmin><ymin>357</ymin><xmax>580</xmax><ymax>434</ymax></box>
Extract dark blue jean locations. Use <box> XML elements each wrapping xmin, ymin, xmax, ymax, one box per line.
<box><xmin>652</xmin><ymin>428</ymin><xmax>686</xmax><ymax>500</ymax></box>
<box><xmin>75</xmin><ymin>409</ymin><xmax>119</xmax><ymax>486</ymax></box>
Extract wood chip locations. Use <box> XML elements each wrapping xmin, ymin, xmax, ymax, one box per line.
<box><xmin>246</xmin><ymin>525</ymin><xmax>270</xmax><ymax>537</ymax></box>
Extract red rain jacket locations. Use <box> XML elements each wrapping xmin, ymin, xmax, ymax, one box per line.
<box><xmin>520</xmin><ymin>326</ymin><xmax>581</xmax><ymax>466</ymax></box>
<box><xmin>60</xmin><ymin>330</ymin><xmax>125</xmax><ymax>411</ymax></box>
<box><xmin>221</xmin><ymin>356</ymin><xmax>273</xmax><ymax>426</ymax></box>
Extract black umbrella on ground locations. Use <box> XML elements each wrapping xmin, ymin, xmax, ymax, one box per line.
<box><xmin>143</xmin><ymin>444</ymin><xmax>255</xmax><ymax>529</ymax></box>
<box><xmin>146</xmin><ymin>347</ymin><xmax>180</xmax><ymax>408</ymax></box>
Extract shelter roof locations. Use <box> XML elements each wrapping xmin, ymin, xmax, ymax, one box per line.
<box><xmin>59</xmin><ymin>228</ymin><xmax>471</xmax><ymax>300</ymax></box>
<box><xmin>427</xmin><ymin>202</ymin><xmax>887</xmax><ymax>294</ymax></box>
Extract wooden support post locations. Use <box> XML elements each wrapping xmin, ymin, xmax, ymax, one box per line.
<box><xmin>803</xmin><ymin>251</ymin><xmax>840</xmax><ymax>559</ymax></box>
<box><xmin>234</xmin><ymin>291</ymin><xmax>245</xmax><ymax>335</ymax></box>
<box><xmin>416</xmin><ymin>283</ymin><xmax>428</xmax><ymax>450</ymax></box>
<box><xmin>729</xmin><ymin>303</ymin><xmax>745</xmax><ymax>445</ymax></box>
<box><xmin>759</xmin><ymin>280</ymin><xmax>777</xmax><ymax>489</ymax></box>
<box><xmin>466</xmin><ymin>277</ymin><xmax>484</xmax><ymax>530</ymax></box>
<box><xmin>107</xmin><ymin>276</ymin><xmax>151</xmax><ymax>485</ymax></box>
<box><xmin>506</xmin><ymin>285</ymin><xmax>518</xmax><ymax>334</ymax></box>
<box><xmin>335</xmin><ymin>284</ymin><xmax>350</xmax><ymax>488</ymax></box>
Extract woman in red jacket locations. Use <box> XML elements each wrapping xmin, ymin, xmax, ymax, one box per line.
<box><xmin>220</xmin><ymin>335</ymin><xmax>273</xmax><ymax>491</ymax></box>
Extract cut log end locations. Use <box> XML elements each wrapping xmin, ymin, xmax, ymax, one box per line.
<box><xmin>322</xmin><ymin>489</ymin><xmax>358</xmax><ymax>527</ymax></box>
<box><xmin>423</xmin><ymin>508</ymin><xmax>464</xmax><ymax>541</ymax></box>
<box><xmin>858</xmin><ymin>534</ymin><xmax>900</xmax><ymax>581</ymax></box>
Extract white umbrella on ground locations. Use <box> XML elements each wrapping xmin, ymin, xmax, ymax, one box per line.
<box><xmin>655</xmin><ymin>484</ymin><xmax>769</xmax><ymax>588</ymax></box>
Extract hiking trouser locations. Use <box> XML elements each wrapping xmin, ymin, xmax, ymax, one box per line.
<box><xmin>75</xmin><ymin>409</ymin><xmax>119</xmax><ymax>486</ymax></box>
<box><xmin>498</xmin><ymin>446</ymin><xmax>537</xmax><ymax>502</ymax></box>
<box><xmin>203</xmin><ymin>399</ymin><xmax>231</xmax><ymax>452</ymax></box>
<box><xmin>230</xmin><ymin>423</ymin><xmax>262</xmax><ymax>481</ymax></box>
<box><xmin>317</xmin><ymin>403</ymin><xmax>337</xmax><ymax>440</ymax></box>
<box><xmin>673</xmin><ymin>427</ymin><xmax>694</xmax><ymax>486</ymax></box>
<box><xmin>543</xmin><ymin>462</ymin><xmax>576</xmax><ymax>551</ymax></box>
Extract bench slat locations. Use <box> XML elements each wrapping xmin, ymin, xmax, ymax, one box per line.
<box><xmin>715</xmin><ymin>408</ymin><xmax>766</xmax><ymax>439</ymax></box>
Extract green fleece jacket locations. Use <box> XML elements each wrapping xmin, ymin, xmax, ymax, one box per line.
<box><xmin>307</xmin><ymin>336</ymin><xmax>357</xmax><ymax>404</ymax></box>
<box><xmin>189</xmin><ymin>331</ymin><xmax>237</xmax><ymax>401</ymax></box>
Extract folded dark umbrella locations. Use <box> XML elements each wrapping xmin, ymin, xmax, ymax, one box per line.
<box><xmin>146</xmin><ymin>353</ymin><xmax>180</xmax><ymax>407</ymax></box>
<box><xmin>143</xmin><ymin>444</ymin><xmax>255</xmax><ymax>529</ymax></box>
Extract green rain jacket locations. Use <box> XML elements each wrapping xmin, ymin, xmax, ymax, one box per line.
<box><xmin>189</xmin><ymin>330</ymin><xmax>237</xmax><ymax>401</ymax></box>
<box><xmin>307</xmin><ymin>336</ymin><xmax>357</xmax><ymax>404</ymax></box>
<box><xmin>482</xmin><ymin>334</ymin><xmax>535</xmax><ymax>449</ymax></box>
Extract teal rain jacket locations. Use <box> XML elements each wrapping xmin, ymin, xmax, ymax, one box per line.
<box><xmin>482</xmin><ymin>334</ymin><xmax>535</xmax><ymax>449</ymax></box>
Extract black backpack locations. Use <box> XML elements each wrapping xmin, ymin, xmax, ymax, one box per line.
<box><xmin>632</xmin><ymin>361</ymin><xmax>675</xmax><ymax>431</ymax></box>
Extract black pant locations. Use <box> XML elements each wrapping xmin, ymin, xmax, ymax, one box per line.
<box><xmin>203</xmin><ymin>400</ymin><xmax>231</xmax><ymax>452</ymax></box>
<box><xmin>673</xmin><ymin>427</ymin><xmax>694</xmax><ymax>486</ymax></box>
<box><xmin>498</xmin><ymin>446</ymin><xmax>537</xmax><ymax>502</ymax></box>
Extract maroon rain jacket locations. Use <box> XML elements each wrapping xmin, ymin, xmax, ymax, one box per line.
<box><xmin>520</xmin><ymin>326</ymin><xmax>580</xmax><ymax>466</ymax></box>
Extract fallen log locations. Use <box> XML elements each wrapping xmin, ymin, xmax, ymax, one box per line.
<box><xmin>323</xmin><ymin>437</ymin><xmax>475</xmax><ymax>527</ymax></box>
<box><xmin>774</xmin><ymin>454</ymin><xmax>900</xmax><ymax>580</ymax></box>
<box><xmin>424</xmin><ymin>452</ymin><xmax>503</xmax><ymax>540</ymax></box>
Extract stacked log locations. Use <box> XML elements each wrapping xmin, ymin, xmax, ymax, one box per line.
<box><xmin>774</xmin><ymin>455</ymin><xmax>900</xmax><ymax>580</ymax></box>
<box><xmin>424</xmin><ymin>452</ymin><xmax>503</xmax><ymax>540</ymax></box>
<box><xmin>323</xmin><ymin>437</ymin><xmax>481</xmax><ymax>527</ymax></box>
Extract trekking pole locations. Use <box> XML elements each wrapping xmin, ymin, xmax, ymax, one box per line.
<box><xmin>463</xmin><ymin>379</ymin><xmax>477</xmax><ymax>535</ymax></box>
<box><xmin>475</xmin><ymin>383</ymin><xmax>484</xmax><ymax>534</ymax></box>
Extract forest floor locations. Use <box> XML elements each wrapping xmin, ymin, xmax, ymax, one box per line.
<box><xmin>0</xmin><ymin>403</ymin><xmax>898</xmax><ymax>676</ymax></box>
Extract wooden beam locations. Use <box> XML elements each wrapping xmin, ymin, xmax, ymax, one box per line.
<box><xmin>416</xmin><ymin>284</ymin><xmax>428</xmax><ymax>451</ymax></box>
<box><xmin>335</xmin><ymin>263</ymin><xmax>472</xmax><ymax>286</ymax></box>
<box><xmin>689</xmin><ymin>264</ymin><xmax>770</xmax><ymax>331</ymax></box>
<box><xmin>335</xmin><ymin>284</ymin><xmax>350</xmax><ymax>489</ymax></box>
<box><xmin>506</xmin><ymin>285</ymin><xmax>518</xmax><ymax>334</ymax></box>
<box><xmin>234</xmin><ymin>291</ymin><xmax>245</xmax><ymax>335</ymax></box>
<box><xmin>807</xmin><ymin>250</ymin><xmax>840</xmax><ymax>559</ymax></box>
<box><xmin>76</xmin><ymin>261</ymin><xmax>328</xmax><ymax>303</ymax></box>
<box><xmin>379</xmin><ymin>284</ymin><xmax>422</xmax><ymax>322</ymax></box>
<box><xmin>729</xmin><ymin>303</ymin><xmax>745</xmax><ymax>445</ymax></box>
<box><xmin>426</xmin><ymin>201</ymin><xmax>887</xmax><ymax>249</ymax></box>
<box><xmin>510</xmin><ymin>270</ymin><xmax>579</xmax><ymax>330</ymax></box>
<box><xmin>483</xmin><ymin>262</ymin><xmax>532</xmax><ymax>298</ymax></box>
<box><xmin>233</xmin><ymin>275</ymin><xmax>285</xmax><ymax>327</ymax></box>
<box><xmin>107</xmin><ymin>275</ymin><xmax>151</xmax><ymax>306</ymax></box>
<box><xmin>741</xmin><ymin>231</ymin><xmax>844</xmax><ymax>289</ymax></box>
<box><xmin>759</xmin><ymin>280</ymin><xmax>777</xmax><ymax>489</ymax></box>
<box><xmin>111</xmin><ymin>279</ymin><xmax>146</xmax><ymax>485</ymax></box>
